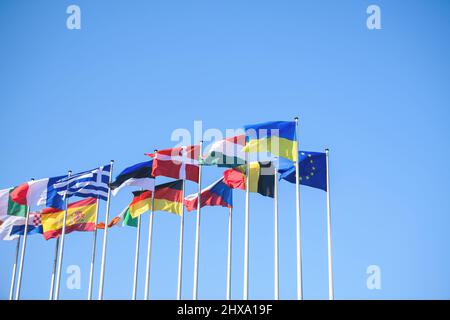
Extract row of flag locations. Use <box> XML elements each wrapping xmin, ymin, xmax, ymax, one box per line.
<box><xmin>0</xmin><ymin>120</ymin><xmax>333</xmax><ymax>300</ymax></box>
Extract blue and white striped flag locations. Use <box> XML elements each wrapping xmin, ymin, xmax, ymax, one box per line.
<box><xmin>53</xmin><ymin>165</ymin><xmax>112</xmax><ymax>201</ymax></box>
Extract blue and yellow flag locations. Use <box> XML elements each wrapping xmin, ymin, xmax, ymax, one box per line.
<box><xmin>243</xmin><ymin>121</ymin><xmax>298</xmax><ymax>161</ymax></box>
<box><xmin>278</xmin><ymin>151</ymin><xmax>327</xmax><ymax>191</ymax></box>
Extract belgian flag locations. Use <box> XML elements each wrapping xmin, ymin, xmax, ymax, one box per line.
<box><xmin>223</xmin><ymin>161</ymin><xmax>275</xmax><ymax>198</ymax></box>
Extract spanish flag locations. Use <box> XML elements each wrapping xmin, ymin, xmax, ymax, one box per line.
<box><xmin>243</xmin><ymin>121</ymin><xmax>298</xmax><ymax>161</ymax></box>
<box><xmin>223</xmin><ymin>161</ymin><xmax>275</xmax><ymax>198</ymax></box>
<box><xmin>41</xmin><ymin>198</ymin><xmax>97</xmax><ymax>240</ymax></box>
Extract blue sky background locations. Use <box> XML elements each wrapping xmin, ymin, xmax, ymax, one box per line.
<box><xmin>1</xmin><ymin>0</ymin><xmax>450</xmax><ymax>300</ymax></box>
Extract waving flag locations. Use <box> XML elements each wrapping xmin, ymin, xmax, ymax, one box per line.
<box><xmin>10</xmin><ymin>175</ymin><xmax>68</xmax><ymax>210</ymax></box>
<box><xmin>52</xmin><ymin>165</ymin><xmax>111</xmax><ymax>201</ymax></box>
<box><xmin>10</xmin><ymin>212</ymin><xmax>43</xmax><ymax>236</ymax></box>
<box><xmin>97</xmin><ymin>204</ymin><xmax>138</xmax><ymax>229</ymax></box>
<box><xmin>0</xmin><ymin>216</ymin><xmax>24</xmax><ymax>240</ymax></box>
<box><xmin>184</xmin><ymin>178</ymin><xmax>233</xmax><ymax>212</ymax></box>
<box><xmin>223</xmin><ymin>161</ymin><xmax>275</xmax><ymax>198</ymax></box>
<box><xmin>201</xmin><ymin>135</ymin><xmax>246</xmax><ymax>167</ymax></box>
<box><xmin>0</xmin><ymin>188</ymin><xmax>27</xmax><ymax>219</ymax></box>
<box><xmin>41</xmin><ymin>198</ymin><xmax>97</xmax><ymax>240</ymax></box>
<box><xmin>110</xmin><ymin>160</ymin><xmax>155</xmax><ymax>196</ymax></box>
<box><xmin>278</xmin><ymin>151</ymin><xmax>327</xmax><ymax>191</ymax></box>
<box><xmin>146</xmin><ymin>146</ymin><xmax>199</xmax><ymax>183</ymax></box>
<box><xmin>243</xmin><ymin>121</ymin><xmax>297</xmax><ymax>161</ymax></box>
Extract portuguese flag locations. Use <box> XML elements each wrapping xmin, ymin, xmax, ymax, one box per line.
<box><xmin>0</xmin><ymin>187</ymin><xmax>28</xmax><ymax>218</ymax></box>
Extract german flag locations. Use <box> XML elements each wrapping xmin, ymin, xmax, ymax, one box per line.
<box><xmin>128</xmin><ymin>180</ymin><xmax>183</xmax><ymax>218</ymax></box>
<box><xmin>223</xmin><ymin>161</ymin><xmax>275</xmax><ymax>198</ymax></box>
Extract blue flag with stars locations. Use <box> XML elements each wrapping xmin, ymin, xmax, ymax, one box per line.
<box><xmin>278</xmin><ymin>151</ymin><xmax>327</xmax><ymax>191</ymax></box>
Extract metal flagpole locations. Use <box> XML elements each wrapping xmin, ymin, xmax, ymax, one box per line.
<box><xmin>9</xmin><ymin>236</ymin><xmax>21</xmax><ymax>300</ymax></box>
<box><xmin>274</xmin><ymin>162</ymin><xmax>279</xmax><ymax>300</ymax></box>
<box><xmin>98</xmin><ymin>160</ymin><xmax>114</xmax><ymax>300</ymax></box>
<box><xmin>176</xmin><ymin>179</ymin><xmax>186</xmax><ymax>300</ymax></box>
<box><xmin>49</xmin><ymin>237</ymin><xmax>60</xmax><ymax>300</ymax></box>
<box><xmin>193</xmin><ymin>140</ymin><xmax>203</xmax><ymax>300</ymax></box>
<box><xmin>226</xmin><ymin>207</ymin><xmax>232</xmax><ymax>300</ymax></box>
<box><xmin>325</xmin><ymin>148</ymin><xmax>334</xmax><ymax>300</ymax></box>
<box><xmin>15</xmin><ymin>178</ymin><xmax>33</xmax><ymax>300</ymax></box>
<box><xmin>54</xmin><ymin>170</ymin><xmax>72</xmax><ymax>300</ymax></box>
<box><xmin>132</xmin><ymin>214</ymin><xmax>142</xmax><ymax>300</ymax></box>
<box><xmin>294</xmin><ymin>117</ymin><xmax>303</xmax><ymax>300</ymax></box>
<box><xmin>87</xmin><ymin>197</ymin><xmax>100</xmax><ymax>300</ymax></box>
<box><xmin>243</xmin><ymin>161</ymin><xmax>250</xmax><ymax>300</ymax></box>
<box><xmin>144</xmin><ymin>181</ymin><xmax>156</xmax><ymax>300</ymax></box>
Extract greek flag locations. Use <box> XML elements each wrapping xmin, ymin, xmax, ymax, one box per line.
<box><xmin>53</xmin><ymin>165</ymin><xmax>112</xmax><ymax>201</ymax></box>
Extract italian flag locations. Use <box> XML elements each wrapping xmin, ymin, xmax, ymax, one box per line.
<box><xmin>201</xmin><ymin>135</ymin><xmax>246</xmax><ymax>168</ymax></box>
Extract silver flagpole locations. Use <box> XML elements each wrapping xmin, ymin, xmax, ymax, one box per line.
<box><xmin>325</xmin><ymin>148</ymin><xmax>334</xmax><ymax>300</ymax></box>
<box><xmin>274</xmin><ymin>162</ymin><xmax>279</xmax><ymax>300</ymax></box>
<box><xmin>98</xmin><ymin>160</ymin><xmax>115</xmax><ymax>300</ymax></box>
<box><xmin>87</xmin><ymin>198</ymin><xmax>100</xmax><ymax>300</ymax></box>
<box><xmin>176</xmin><ymin>179</ymin><xmax>186</xmax><ymax>300</ymax></box>
<box><xmin>49</xmin><ymin>237</ymin><xmax>60</xmax><ymax>300</ymax></box>
<box><xmin>192</xmin><ymin>140</ymin><xmax>203</xmax><ymax>300</ymax></box>
<box><xmin>9</xmin><ymin>236</ymin><xmax>21</xmax><ymax>300</ymax></box>
<box><xmin>54</xmin><ymin>170</ymin><xmax>72</xmax><ymax>300</ymax></box>
<box><xmin>144</xmin><ymin>179</ymin><xmax>156</xmax><ymax>300</ymax></box>
<box><xmin>15</xmin><ymin>178</ymin><xmax>33</xmax><ymax>300</ymax></box>
<box><xmin>226</xmin><ymin>206</ymin><xmax>232</xmax><ymax>300</ymax></box>
<box><xmin>132</xmin><ymin>214</ymin><xmax>142</xmax><ymax>300</ymax></box>
<box><xmin>294</xmin><ymin>117</ymin><xmax>303</xmax><ymax>300</ymax></box>
<box><xmin>243</xmin><ymin>161</ymin><xmax>250</xmax><ymax>300</ymax></box>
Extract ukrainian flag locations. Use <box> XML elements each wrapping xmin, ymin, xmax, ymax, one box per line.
<box><xmin>243</xmin><ymin>121</ymin><xmax>298</xmax><ymax>161</ymax></box>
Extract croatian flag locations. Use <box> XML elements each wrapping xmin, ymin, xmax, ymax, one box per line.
<box><xmin>10</xmin><ymin>212</ymin><xmax>43</xmax><ymax>236</ymax></box>
<box><xmin>184</xmin><ymin>178</ymin><xmax>233</xmax><ymax>212</ymax></box>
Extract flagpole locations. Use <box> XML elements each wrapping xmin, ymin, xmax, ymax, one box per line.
<box><xmin>177</xmin><ymin>179</ymin><xmax>186</xmax><ymax>300</ymax></box>
<box><xmin>274</xmin><ymin>162</ymin><xmax>279</xmax><ymax>300</ymax></box>
<box><xmin>325</xmin><ymin>148</ymin><xmax>334</xmax><ymax>300</ymax></box>
<box><xmin>226</xmin><ymin>206</ymin><xmax>232</xmax><ymax>300</ymax></box>
<box><xmin>144</xmin><ymin>179</ymin><xmax>156</xmax><ymax>300</ymax></box>
<box><xmin>49</xmin><ymin>237</ymin><xmax>60</xmax><ymax>300</ymax></box>
<box><xmin>54</xmin><ymin>170</ymin><xmax>72</xmax><ymax>300</ymax></box>
<box><xmin>294</xmin><ymin>116</ymin><xmax>303</xmax><ymax>300</ymax></box>
<box><xmin>98</xmin><ymin>160</ymin><xmax>114</xmax><ymax>300</ymax></box>
<box><xmin>87</xmin><ymin>197</ymin><xmax>100</xmax><ymax>300</ymax></box>
<box><xmin>132</xmin><ymin>214</ymin><xmax>141</xmax><ymax>300</ymax></box>
<box><xmin>9</xmin><ymin>236</ymin><xmax>20</xmax><ymax>300</ymax></box>
<box><xmin>15</xmin><ymin>178</ymin><xmax>33</xmax><ymax>300</ymax></box>
<box><xmin>193</xmin><ymin>140</ymin><xmax>203</xmax><ymax>300</ymax></box>
<box><xmin>243</xmin><ymin>161</ymin><xmax>250</xmax><ymax>300</ymax></box>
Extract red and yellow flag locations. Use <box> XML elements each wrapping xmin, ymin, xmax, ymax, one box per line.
<box><xmin>41</xmin><ymin>198</ymin><xmax>97</xmax><ymax>240</ymax></box>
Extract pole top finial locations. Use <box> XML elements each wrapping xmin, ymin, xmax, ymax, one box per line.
<box><xmin>154</xmin><ymin>149</ymin><xmax>158</xmax><ymax>153</ymax></box>
<box><xmin>325</xmin><ymin>148</ymin><xmax>329</xmax><ymax>153</ymax></box>
<box><xmin>68</xmin><ymin>170</ymin><xmax>72</xmax><ymax>174</ymax></box>
<box><xmin>294</xmin><ymin>116</ymin><xmax>299</xmax><ymax>121</ymax></box>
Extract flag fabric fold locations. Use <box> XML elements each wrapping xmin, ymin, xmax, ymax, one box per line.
<box><xmin>41</xmin><ymin>197</ymin><xmax>98</xmax><ymax>240</ymax></box>
<box><xmin>110</xmin><ymin>160</ymin><xmax>155</xmax><ymax>196</ymax></box>
<box><xmin>243</xmin><ymin>121</ymin><xmax>297</xmax><ymax>161</ymax></box>
<box><xmin>184</xmin><ymin>178</ymin><xmax>233</xmax><ymax>212</ymax></box>
<box><xmin>201</xmin><ymin>135</ymin><xmax>246</xmax><ymax>167</ymax></box>
<box><xmin>278</xmin><ymin>151</ymin><xmax>327</xmax><ymax>191</ymax></box>
<box><xmin>146</xmin><ymin>146</ymin><xmax>199</xmax><ymax>183</ymax></box>
<box><xmin>223</xmin><ymin>161</ymin><xmax>275</xmax><ymax>198</ymax></box>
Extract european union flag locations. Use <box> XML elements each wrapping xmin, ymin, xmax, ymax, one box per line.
<box><xmin>278</xmin><ymin>151</ymin><xmax>327</xmax><ymax>191</ymax></box>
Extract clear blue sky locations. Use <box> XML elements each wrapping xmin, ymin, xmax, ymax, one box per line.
<box><xmin>1</xmin><ymin>0</ymin><xmax>450</xmax><ymax>300</ymax></box>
